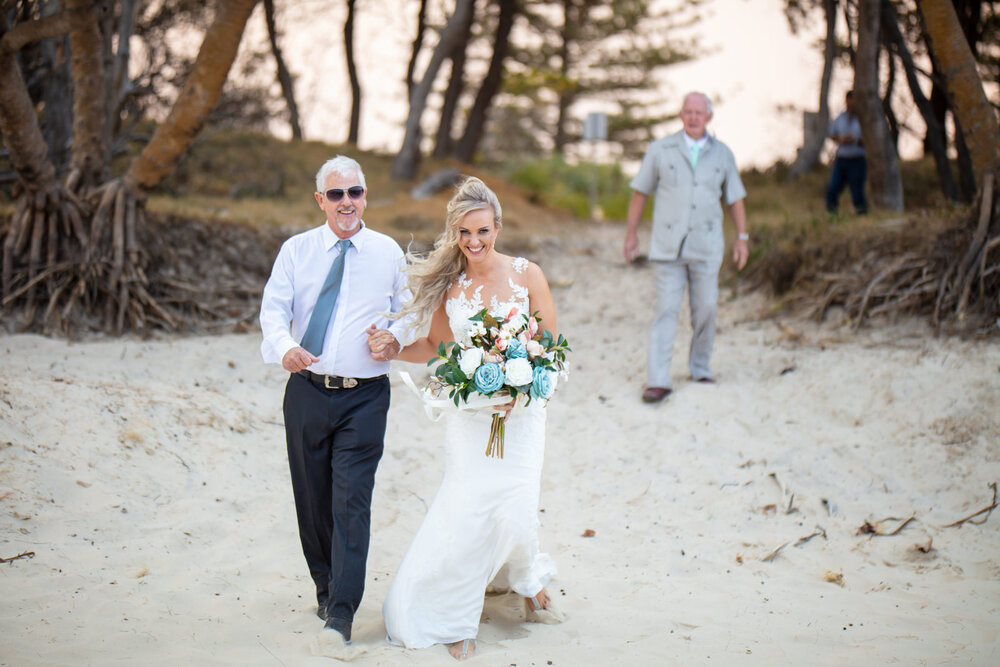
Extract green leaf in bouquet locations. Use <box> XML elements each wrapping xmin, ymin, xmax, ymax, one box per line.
<box><xmin>482</xmin><ymin>313</ymin><xmax>499</xmax><ymax>330</ymax></box>
<box><xmin>444</xmin><ymin>367</ymin><xmax>467</xmax><ymax>385</ymax></box>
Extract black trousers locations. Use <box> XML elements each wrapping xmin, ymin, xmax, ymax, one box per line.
<box><xmin>283</xmin><ymin>372</ymin><xmax>389</xmax><ymax>637</ymax></box>
<box><xmin>825</xmin><ymin>155</ymin><xmax>868</xmax><ymax>214</ymax></box>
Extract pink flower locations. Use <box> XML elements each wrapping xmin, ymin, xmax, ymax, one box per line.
<box><xmin>485</xmin><ymin>351</ymin><xmax>504</xmax><ymax>363</ymax></box>
<box><xmin>517</xmin><ymin>332</ymin><xmax>529</xmax><ymax>347</ymax></box>
<box><xmin>506</xmin><ymin>306</ymin><xmax>520</xmax><ymax>322</ymax></box>
<box><xmin>495</xmin><ymin>336</ymin><xmax>508</xmax><ymax>352</ymax></box>
<box><xmin>528</xmin><ymin>317</ymin><xmax>539</xmax><ymax>338</ymax></box>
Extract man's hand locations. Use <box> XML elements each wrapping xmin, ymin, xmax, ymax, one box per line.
<box><xmin>623</xmin><ymin>231</ymin><xmax>640</xmax><ymax>264</ymax></box>
<box><xmin>733</xmin><ymin>239</ymin><xmax>749</xmax><ymax>270</ymax></box>
<box><xmin>366</xmin><ymin>325</ymin><xmax>401</xmax><ymax>361</ymax></box>
<box><xmin>282</xmin><ymin>346</ymin><xmax>319</xmax><ymax>373</ymax></box>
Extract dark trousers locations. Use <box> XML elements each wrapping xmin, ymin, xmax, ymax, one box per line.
<box><xmin>283</xmin><ymin>372</ymin><xmax>390</xmax><ymax>638</ymax></box>
<box><xmin>825</xmin><ymin>156</ymin><xmax>867</xmax><ymax>214</ymax></box>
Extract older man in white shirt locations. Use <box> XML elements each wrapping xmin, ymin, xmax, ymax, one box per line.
<box><xmin>260</xmin><ymin>155</ymin><xmax>412</xmax><ymax>656</ymax></box>
<box><xmin>624</xmin><ymin>92</ymin><xmax>749</xmax><ymax>404</ymax></box>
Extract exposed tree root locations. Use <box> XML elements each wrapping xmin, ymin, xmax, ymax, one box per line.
<box><xmin>2</xmin><ymin>180</ymin><xmax>283</xmax><ymax>337</ymax></box>
<box><xmin>744</xmin><ymin>174</ymin><xmax>999</xmax><ymax>335</ymax></box>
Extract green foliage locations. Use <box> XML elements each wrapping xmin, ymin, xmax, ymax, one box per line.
<box><xmin>489</xmin><ymin>0</ymin><xmax>701</xmax><ymax>160</ymax></box>
<box><xmin>501</xmin><ymin>156</ymin><xmax>640</xmax><ymax>220</ymax></box>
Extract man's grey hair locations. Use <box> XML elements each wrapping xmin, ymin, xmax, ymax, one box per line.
<box><xmin>683</xmin><ymin>91</ymin><xmax>713</xmax><ymax>113</ymax></box>
<box><xmin>315</xmin><ymin>155</ymin><xmax>367</xmax><ymax>193</ymax></box>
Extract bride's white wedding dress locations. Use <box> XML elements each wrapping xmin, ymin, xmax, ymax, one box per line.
<box><xmin>383</xmin><ymin>257</ymin><xmax>557</xmax><ymax>649</ymax></box>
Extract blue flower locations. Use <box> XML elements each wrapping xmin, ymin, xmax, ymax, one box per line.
<box><xmin>505</xmin><ymin>338</ymin><xmax>527</xmax><ymax>359</ymax></box>
<box><xmin>530</xmin><ymin>366</ymin><xmax>554</xmax><ymax>400</ymax></box>
<box><xmin>474</xmin><ymin>362</ymin><xmax>505</xmax><ymax>394</ymax></box>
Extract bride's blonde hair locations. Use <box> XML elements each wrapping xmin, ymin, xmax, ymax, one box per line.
<box><xmin>395</xmin><ymin>176</ymin><xmax>503</xmax><ymax>331</ymax></box>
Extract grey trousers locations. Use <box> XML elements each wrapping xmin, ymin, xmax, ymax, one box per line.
<box><xmin>647</xmin><ymin>259</ymin><xmax>719</xmax><ymax>388</ymax></box>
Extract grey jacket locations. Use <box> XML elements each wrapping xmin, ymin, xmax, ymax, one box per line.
<box><xmin>630</xmin><ymin>130</ymin><xmax>746</xmax><ymax>265</ymax></box>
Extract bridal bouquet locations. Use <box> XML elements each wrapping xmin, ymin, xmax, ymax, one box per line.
<box><xmin>428</xmin><ymin>307</ymin><xmax>570</xmax><ymax>458</ymax></box>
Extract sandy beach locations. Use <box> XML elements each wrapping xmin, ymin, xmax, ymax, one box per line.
<box><xmin>2</xmin><ymin>223</ymin><xmax>998</xmax><ymax>665</ymax></box>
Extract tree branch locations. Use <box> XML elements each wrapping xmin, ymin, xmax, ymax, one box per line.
<box><xmin>0</xmin><ymin>7</ymin><xmax>93</xmax><ymax>55</ymax></box>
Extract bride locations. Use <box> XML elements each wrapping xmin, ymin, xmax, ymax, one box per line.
<box><xmin>379</xmin><ymin>176</ymin><xmax>563</xmax><ymax>660</ymax></box>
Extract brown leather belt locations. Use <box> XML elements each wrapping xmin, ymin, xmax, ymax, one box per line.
<box><xmin>296</xmin><ymin>370</ymin><xmax>385</xmax><ymax>389</ymax></box>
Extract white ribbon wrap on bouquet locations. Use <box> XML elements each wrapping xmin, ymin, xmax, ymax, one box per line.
<box><xmin>399</xmin><ymin>371</ymin><xmax>513</xmax><ymax>422</ymax></box>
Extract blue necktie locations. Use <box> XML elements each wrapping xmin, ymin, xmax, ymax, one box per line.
<box><xmin>300</xmin><ymin>239</ymin><xmax>351</xmax><ymax>356</ymax></box>
<box><xmin>690</xmin><ymin>142</ymin><xmax>701</xmax><ymax>168</ymax></box>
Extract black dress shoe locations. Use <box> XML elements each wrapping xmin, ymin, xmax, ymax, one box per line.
<box><xmin>695</xmin><ymin>377</ymin><xmax>716</xmax><ymax>384</ymax></box>
<box><xmin>324</xmin><ymin>617</ymin><xmax>353</xmax><ymax>642</ymax></box>
<box><xmin>641</xmin><ymin>387</ymin><xmax>672</xmax><ymax>403</ymax></box>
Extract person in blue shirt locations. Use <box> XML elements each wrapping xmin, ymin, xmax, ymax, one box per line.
<box><xmin>825</xmin><ymin>91</ymin><xmax>867</xmax><ymax>215</ymax></box>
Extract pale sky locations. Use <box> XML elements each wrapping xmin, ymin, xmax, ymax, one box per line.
<box><xmin>257</xmin><ymin>0</ymin><xmax>889</xmax><ymax>170</ymax></box>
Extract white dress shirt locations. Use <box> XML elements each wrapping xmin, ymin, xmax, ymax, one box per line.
<box><xmin>260</xmin><ymin>222</ymin><xmax>415</xmax><ymax>378</ymax></box>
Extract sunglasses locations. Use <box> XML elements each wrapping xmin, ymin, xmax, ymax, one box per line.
<box><xmin>325</xmin><ymin>186</ymin><xmax>365</xmax><ymax>201</ymax></box>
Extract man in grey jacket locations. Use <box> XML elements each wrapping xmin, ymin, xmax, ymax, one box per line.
<box><xmin>623</xmin><ymin>92</ymin><xmax>749</xmax><ymax>403</ymax></box>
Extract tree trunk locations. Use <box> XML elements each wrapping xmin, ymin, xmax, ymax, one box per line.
<box><xmin>432</xmin><ymin>0</ymin><xmax>476</xmax><ymax>158</ymax></box>
<box><xmin>392</xmin><ymin>0</ymin><xmax>476</xmax><ymax>181</ymax></box>
<box><xmin>454</xmin><ymin>0</ymin><xmax>517</xmax><ymax>164</ymax></box>
<box><xmin>953</xmin><ymin>116</ymin><xmax>977</xmax><ymax>202</ymax></box>
<box><xmin>881</xmin><ymin>0</ymin><xmax>957</xmax><ymax>201</ymax></box>
<box><xmin>881</xmin><ymin>44</ymin><xmax>899</xmax><ymax>150</ymax></box>
<box><xmin>842</xmin><ymin>0</ymin><xmax>857</xmax><ymax>68</ymax></box>
<box><xmin>406</xmin><ymin>0</ymin><xmax>429</xmax><ymax>101</ymax></box>
<box><xmin>789</xmin><ymin>0</ymin><xmax>837</xmax><ymax>180</ymax></box>
<box><xmin>111</xmin><ymin>0</ymin><xmax>138</xmax><ymax>136</ymax></box>
<box><xmin>126</xmin><ymin>0</ymin><xmax>259</xmax><ymax>192</ymax></box>
<box><xmin>2</xmin><ymin>0</ymin><xmax>260</xmax><ymax>335</ymax></box>
<box><xmin>0</xmin><ymin>19</ymin><xmax>58</xmax><ymax>192</ymax></box>
<box><xmin>553</xmin><ymin>1</ymin><xmax>575</xmax><ymax>154</ymax></box>
<box><xmin>917</xmin><ymin>0</ymin><xmax>1000</xmax><ymax>192</ymax></box>
<box><xmin>855</xmin><ymin>0</ymin><xmax>903</xmax><ymax>211</ymax></box>
<box><xmin>918</xmin><ymin>0</ymin><xmax>1000</xmax><ymax>324</ymax></box>
<box><xmin>66</xmin><ymin>0</ymin><xmax>110</xmax><ymax>189</ymax></box>
<box><xmin>344</xmin><ymin>0</ymin><xmax>361</xmax><ymax>144</ymax></box>
<box><xmin>264</xmin><ymin>0</ymin><xmax>302</xmax><ymax>140</ymax></box>
<box><xmin>0</xmin><ymin>10</ymin><xmax>85</xmax><ymax>323</ymax></box>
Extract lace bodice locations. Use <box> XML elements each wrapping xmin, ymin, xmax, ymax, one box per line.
<box><xmin>445</xmin><ymin>256</ymin><xmax>530</xmax><ymax>346</ymax></box>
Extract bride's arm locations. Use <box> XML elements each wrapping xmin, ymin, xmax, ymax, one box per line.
<box><xmin>396</xmin><ymin>300</ymin><xmax>453</xmax><ymax>363</ymax></box>
<box><xmin>526</xmin><ymin>262</ymin><xmax>557</xmax><ymax>334</ymax></box>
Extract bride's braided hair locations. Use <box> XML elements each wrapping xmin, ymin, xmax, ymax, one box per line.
<box><xmin>392</xmin><ymin>176</ymin><xmax>503</xmax><ymax>332</ymax></box>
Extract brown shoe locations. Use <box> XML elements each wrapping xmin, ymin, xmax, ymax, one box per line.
<box><xmin>695</xmin><ymin>377</ymin><xmax>716</xmax><ymax>384</ymax></box>
<box><xmin>641</xmin><ymin>387</ymin><xmax>672</xmax><ymax>403</ymax></box>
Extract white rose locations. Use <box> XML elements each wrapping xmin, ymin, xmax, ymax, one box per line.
<box><xmin>470</xmin><ymin>321</ymin><xmax>487</xmax><ymax>338</ymax></box>
<box><xmin>504</xmin><ymin>357</ymin><xmax>533</xmax><ymax>387</ymax></box>
<box><xmin>459</xmin><ymin>347</ymin><xmax>484</xmax><ymax>376</ymax></box>
<box><xmin>525</xmin><ymin>340</ymin><xmax>544</xmax><ymax>358</ymax></box>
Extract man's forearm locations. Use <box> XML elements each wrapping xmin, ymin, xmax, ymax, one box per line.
<box><xmin>626</xmin><ymin>192</ymin><xmax>648</xmax><ymax>234</ymax></box>
<box><xmin>728</xmin><ymin>199</ymin><xmax>747</xmax><ymax>235</ymax></box>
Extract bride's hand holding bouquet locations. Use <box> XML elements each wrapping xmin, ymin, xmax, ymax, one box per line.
<box><xmin>428</xmin><ymin>306</ymin><xmax>570</xmax><ymax>457</ymax></box>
